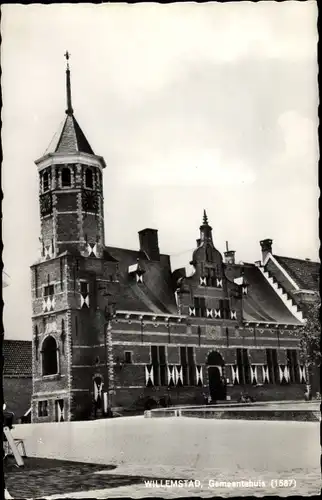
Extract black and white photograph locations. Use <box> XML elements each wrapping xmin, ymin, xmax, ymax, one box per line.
<box><xmin>1</xmin><ymin>2</ymin><xmax>320</xmax><ymax>498</ymax></box>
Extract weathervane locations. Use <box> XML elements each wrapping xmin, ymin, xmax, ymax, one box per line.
<box><xmin>64</xmin><ymin>50</ymin><xmax>70</xmax><ymax>69</ymax></box>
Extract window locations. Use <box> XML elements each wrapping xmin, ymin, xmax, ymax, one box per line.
<box><xmin>80</xmin><ymin>281</ymin><xmax>89</xmax><ymax>296</ymax></box>
<box><xmin>205</xmin><ymin>268</ymin><xmax>216</xmax><ymax>287</ymax></box>
<box><xmin>44</xmin><ymin>284</ymin><xmax>54</xmax><ymax>297</ymax></box>
<box><xmin>219</xmin><ymin>299</ymin><xmax>230</xmax><ymax>319</ymax></box>
<box><xmin>266</xmin><ymin>349</ymin><xmax>279</xmax><ymax>384</ymax></box>
<box><xmin>42</xmin><ymin>336</ymin><xmax>58</xmax><ymax>376</ymax></box>
<box><xmin>180</xmin><ymin>346</ymin><xmax>196</xmax><ymax>386</ymax></box>
<box><xmin>287</xmin><ymin>349</ymin><xmax>300</xmax><ymax>383</ymax></box>
<box><xmin>38</xmin><ymin>400</ymin><xmax>48</xmax><ymax>417</ymax></box>
<box><xmin>61</xmin><ymin>167</ymin><xmax>71</xmax><ymax>187</ymax></box>
<box><xmin>43</xmin><ymin>172</ymin><xmax>49</xmax><ymax>192</ymax></box>
<box><xmin>85</xmin><ymin>168</ymin><xmax>93</xmax><ymax>189</ymax></box>
<box><xmin>124</xmin><ymin>351</ymin><xmax>132</xmax><ymax>364</ymax></box>
<box><xmin>236</xmin><ymin>348</ymin><xmax>251</xmax><ymax>385</ymax></box>
<box><xmin>151</xmin><ymin>345</ymin><xmax>166</xmax><ymax>386</ymax></box>
<box><xmin>194</xmin><ymin>297</ymin><xmax>206</xmax><ymax>317</ymax></box>
<box><xmin>205</xmin><ymin>245</ymin><xmax>213</xmax><ymax>262</ymax></box>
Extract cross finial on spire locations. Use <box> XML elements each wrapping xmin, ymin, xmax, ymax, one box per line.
<box><xmin>203</xmin><ymin>209</ymin><xmax>208</xmax><ymax>225</ymax></box>
<box><xmin>64</xmin><ymin>50</ymin><xmax>70</xmax><ymax>68</ymax></box>
<box><xmin>64</xmin><ymin>50</ymin><xmax>73</xmax><ymax>115</ymax></box>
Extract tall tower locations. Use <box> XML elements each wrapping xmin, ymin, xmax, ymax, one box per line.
<box><xmin>31</xmin><ymin>54</ymin><xmax>117</xmax><ymax>423</ymax></box>
<box><xmin>36</xmin><ymin>51</ymin><xmax>106</xmax><ymax>260</ymax></box>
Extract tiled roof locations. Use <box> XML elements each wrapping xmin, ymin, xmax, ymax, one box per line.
<box><xmin>45</xmin><ymin>114</ymin><xmax>94</xmax><ymax>155</ymax></box>
<box><xmin>274</xmin><ymin>255</ymin><xmax>320</xmax><ymax>291</ymax></box>
<box><xmin>105</xmin><ymin>246</ymin><xmax>178</xmax><ymax>315</ymax></box>
<box><xmin>3</xmin><ymin>340</ymin><xmax>32</xmax><ymax>377</ymax></box>
<box><xmin>230</xmin><ymin>264</ymin><xmax>301</xmax><ymax>325</ymax></box>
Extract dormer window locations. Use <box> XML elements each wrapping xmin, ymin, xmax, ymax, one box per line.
<box><xmin>85</xmin><ymin>168</ymin><xmax>93</xmax><ymax>189</ymax></box>
<box><xmin>61</xmin><ymin>167</ymin><xmax>71</xmax><ymax>187</ymax></box>
<box><xmin>43</xmin><ymin>171</ymin><xmax>49</xmax><ymax>192</ymax></box>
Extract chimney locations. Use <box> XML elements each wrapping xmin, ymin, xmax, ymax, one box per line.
<box><xmin>260</xmin><ymin>239</ymin><xmax>273</xmax><ymax>263</ymax></box>
<box><xmin>224</xmin><ymin>250</ymin><xmax>236</xmax><ymax>265</ymax></box>
<box><xmin>138</xmin><ymin>228</ymin><xmax>160</xmax><ymax>261</ymax></box>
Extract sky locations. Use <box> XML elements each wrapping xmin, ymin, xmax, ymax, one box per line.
<box><xmin>1</xmin><ymin>2</ymin><xmax>319</xmax><ymax>340</ymax></box>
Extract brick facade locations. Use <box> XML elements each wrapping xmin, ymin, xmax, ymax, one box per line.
<box><xmin>30</xmin><ymin>68</ymin><xmax>319</xmax><ymax>423</ymax></box>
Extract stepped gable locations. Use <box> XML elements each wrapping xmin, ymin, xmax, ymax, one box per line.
<box><xmin>3</xmin><ymin>340</ymin><xmax>32</xmax><ymax>377</ymax></box>
<box><xmin>105</xmin><ymin>245</ymin><xmax>178</xmax><ymax>315</ymax></box>
<box><xmin>235</xmin><ymin>263</ymin><xmax>301</xmax><ymax>325</ymax></box>
<box><xmin>273</xmin><ymin>255</ymin><xmax>320</xmax><ymax>291</ymax></box>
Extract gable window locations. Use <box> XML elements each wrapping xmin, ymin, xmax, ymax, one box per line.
<box><xmin>124</xmin><ymin>351</ymin><xmax>132</xmax><ymax>364</ymax></box>
<box><xmin>43</xmin><ymin>172</ymin><xmax>49</xmax><ymax>192</ymax></box>
<box><xmin>266</xmin><ymin>348</ymin><xmax>279</xmax><ymax>384</ymax></box>
<box><xmin>205</xmin><ymin>268</ymin><xmax>216</xmax><ymax>287</ymax></box>
<box><xmin>42</xmin><ymin>335</ymin><xmax>58</xmax><ymax>376</ymax></box>
<box><xmin>151</xmin><ymin>345</ymin><xmax>166</xmax><ymax>386</ymax></box>
<box><xmin>180</xmin><ymin>346</ymin><xmax>196</xmax><ymax>386</ymax></box>
<box><xmin>61</xmin><ymin>167</ymin><xmax>71</xmax><ymax>187</ymax></box>
<box><xmin>85</xmin><ymin>168</ymin><xmax>93</xmax><ymax>189</ymax></box>
<box><xmin>194</xmin><ymin>297</ymin><xmax>206</xmax><ymax>317</ymax></box>
<box><xmin>38</xmin><ymin>400</ymin><xmax>48</xmax><ymax>417</ymax></box>
<box><xmin>236</xmin><ymin>348</ymin><xmax>251</xmax><ymax>384</ymax></box>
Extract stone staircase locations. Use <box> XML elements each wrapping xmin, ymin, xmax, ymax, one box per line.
<box><xmin>258</xmin><ymin>265</ymin><xmax>304</xmax><ymax>323</ymax></box>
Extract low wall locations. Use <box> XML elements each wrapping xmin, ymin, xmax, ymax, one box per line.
<box><xmin>11</xmin><ymin>417</ymin><xmax>320</xmax><ymax>473</ymax></box>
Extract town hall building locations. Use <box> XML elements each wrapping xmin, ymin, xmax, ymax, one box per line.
<box><xmin>30</xmin><ymin>56</ymin><xmax>320</xmax><ymax>422</ymax></box>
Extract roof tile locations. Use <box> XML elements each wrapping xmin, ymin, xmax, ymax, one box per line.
<box><xmin>3</xmin><ymin>340</ymin><xmax>32</xmax><ymax>377</ymax></box>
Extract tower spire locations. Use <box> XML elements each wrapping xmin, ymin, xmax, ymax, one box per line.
<box><xmin>203</xmin><ymin>209</ymin><xmax>208</xmax><ymax>225</ymax></box>
<box><xmin>64</xmin><ymin>51</ymin><xmax>73</xmax><ymax>115</ymax></box>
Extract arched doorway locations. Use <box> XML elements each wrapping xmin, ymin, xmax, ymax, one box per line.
<box><xmin>207</xmin><ymin>351</ymin><xmax>227</xmax><ymax>402</ymax></box>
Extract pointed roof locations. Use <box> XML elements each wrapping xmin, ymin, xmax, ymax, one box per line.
<box><xmin>44</xmin><ymin>51</ymin><xmax>94</xmax><ymax>156</ymax></box>
<box><xmin>45</xmin><ymin>114</ymin><xmax>94</xmax><ymax>155</ymax></box>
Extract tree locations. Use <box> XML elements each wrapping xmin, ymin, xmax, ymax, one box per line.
<box><xmin>298</xmin><ymin>297</ymin><xmax>321</xmax><ymax>399</ymax></box>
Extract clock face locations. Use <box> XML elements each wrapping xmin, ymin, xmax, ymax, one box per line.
<box><xmin>82</xmin><ymin>190</ymin><xmax>99</xmax><ymax>212</ymax></box>
<box><xmin>40</xmin><ymin>193</ymin><xmax>53</xmax><ymax>216</ymax></box>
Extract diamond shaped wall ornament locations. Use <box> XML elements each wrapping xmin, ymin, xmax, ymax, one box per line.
<box><xmin>49</xmin><ymin>296</ymin><xmax>55</xmax><ymax>311</ymax></box>
<box><xmin>81</xmin><ymin>294</ymin><xmax>90</xmax><ymax>308</ymax></box>
<box><xmin>250</xmin><ymin>365</ymin><xmax>257</xmax><ymax>384</ymax></box>
<box><xmin>206</xmin><ymin>308</ymin><xmax>213</xmax><ymax>318</ymax></box>
<box><xmin>189</xmin><ymin>307</ymin><xmax>196</xmax><ymax>317</ymax></box>
<box><xmin>87</xmin><ymin>242</ymin><xmax>97</xmax><ymax>257</ymax></box>
<box><xmin>196</xmin><ymin>365</ymin><xmax>203</xmax><ymax>386</ymax></box>
<box><xmin>231</xmin><ymin>365</ymin><xmax>239</xmax><ymax>384</ymax></box>
<box><xmin>216</xmin><ymin>278</ymin><xmax>223</xmax><ymax>288</ymax></box>
<box><xmin>94</xmin><ymin>378</ymin><xmax>103</xmax><ymax>401</ymax></box>
<box><xmin>44</xmin><ymin>246</ymin><xmax>51</xmax><ymax>259</ymax></box>
<box><xmin>167</xmin><ymin>365</ymin><xmax>176</xmax><ymax>386</ymax></box>
<box><xmin>262</xmin><ymin>365</ymin><xmax>270</xmax><ymax>384</ymax></box>
<box><xmin>299</xmin><ymin>365</ymin><xmax>306</xmax><ymax>383</ymax></box>
<box><xmin>145</xmin><ymin>365</ymin><xmax>154</xmax><ymax>386</ymax></box>
<box><xmin>230</xmin><ymin>310</ymin><xmax>237</xmax><ymax>320</ymax></box>
<box><xmin>176</xmin><ymin>365</ymin><xmax>183</xmax><ymax>386</ymax></box>
<box><xmin>200</xmin><ymin>277</ymin><xmax>207</xmax><ymax>286</ymax></box>
<box><xmin>136</xmin><ymin>273</ymin><xmax>143</xmax><ymax>283</ymax></box>
<box><xmin>214</xmin><ymin>309</ymin><xmax>221</xmax><ymax>318</ymax></box>
<box><xmin>56</xmin><ymin>400</ymin><xmax>64</xmax><ymax>422</ymax></box>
